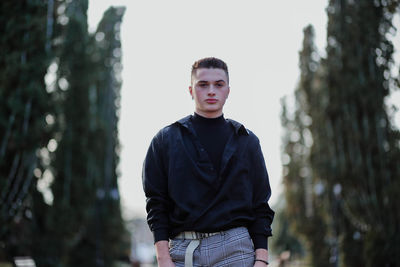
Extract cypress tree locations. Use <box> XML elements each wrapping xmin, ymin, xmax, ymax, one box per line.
<box><xmin>321</xmin><ymin>1</ymin><xmax>400</xmax><ymax>265</ymax></box>
<box><xmin>0</xmin><ymin>1</ymin><xmax>129</xmax><ymax>265</ymax></box>
<box><xmin>48</xmin><ymin>3</ymin><xmax>129</xmax><ymax>266</ymax></box>
<box><xmin>280</xmin><ymin>0</ymin><xmax>400</xmax><ymax>262</ymax></box>
<box><xmin>68</xmin><ymin>7</ymin><xmax>129</xmax><ymax>267</ymax></box>
<box><xmin>92</xmin><ymin>7</ymin><xmax>129</xmax><ymax>264</ymax></box>
<box><xmin>280</xmin><ymin>26</ymin><xmax>332</xmax><ymax>267</ymax></box>
<box><xmin>0</xmin><ymin>0</ymin><xmax>53</xmax><ymax>261</ymax></box>
<box><xmin>48</xmin><ymin>0</ymin><xmax>98</xmax><ymax>265</ymax></box>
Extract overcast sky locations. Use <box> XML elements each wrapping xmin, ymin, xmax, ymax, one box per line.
<box><xmin>87</xmin><ymin>1</ymin><xmax>400</xmax><ymax>219</ymax></box>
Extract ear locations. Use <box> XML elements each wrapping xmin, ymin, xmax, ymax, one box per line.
<box><xmin>189</xmin><ymin>86</ymin><xmax>193</xmax><ymax>99</ymax></box>
<box><xmin>226</xmin><ymin>86</ymin><xmax>230</xmax><ymax>99</ymax></box>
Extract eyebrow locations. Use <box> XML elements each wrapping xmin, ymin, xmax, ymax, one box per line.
<box><xmin>197</xmin><ymin>80</ymin><xmax>226</xmax><ymax>83</ymax></box>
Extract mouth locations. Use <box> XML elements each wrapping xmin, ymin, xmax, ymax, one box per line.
<box><xmin>205</xmin><ymin>99</ymin><xmax>218</xmax><ymax>103</ymax></box>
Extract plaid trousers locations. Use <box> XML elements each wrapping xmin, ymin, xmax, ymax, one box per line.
<box><xmin>169</xmin><ymin>227</ymin><xmax>255</xmax><ymax>267</ymax></box>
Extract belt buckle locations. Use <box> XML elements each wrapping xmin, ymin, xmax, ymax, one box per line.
<box><xmin>195</xmin><ymin>232</ymin><xmax>206</xmax><ymax>239</ymax></box>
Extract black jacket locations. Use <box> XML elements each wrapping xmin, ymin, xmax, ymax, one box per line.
<box><xmin>142</xmin><ymin>115</ymin><xmax>274</xmax><ymax>249</ymax></box>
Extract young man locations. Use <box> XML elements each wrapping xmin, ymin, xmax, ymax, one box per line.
<box><xmin>142</xmin><ymin>57</ymin><xmax>274</xmax><ymax>267</ymax></box>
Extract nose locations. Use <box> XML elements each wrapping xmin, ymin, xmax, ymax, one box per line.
<box><xmin>207</xmin><ymin>85</ymin><xmax>216</xmax><ymax>95</ymax></box>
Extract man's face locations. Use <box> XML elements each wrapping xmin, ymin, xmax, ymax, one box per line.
<box><xmin>189</xmin><ymin>68</ymin><xmax>230</xmax><ymax>118</ymax></box>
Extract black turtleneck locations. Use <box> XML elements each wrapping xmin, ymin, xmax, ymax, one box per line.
<box><xmin>191</xmin><ymin>113</ymin><xmax>233</xmax><ymax>174</ymax></box>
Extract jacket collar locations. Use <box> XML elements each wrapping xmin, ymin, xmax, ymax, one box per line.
<box><xmin>176</xmin><ymin>115</ymin><xmax>249</xmax><ymax>136</ymax></box>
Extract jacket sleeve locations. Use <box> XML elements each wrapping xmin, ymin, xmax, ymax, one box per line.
<box><xmin>247</xmin><ymin>137</ymin><xmax>275</xmax><ymax>250</ymax></box>
<box><xmin>142</xmin><ymin>130</ymin><xmax>170</xmax><ymax>243</ymax></box>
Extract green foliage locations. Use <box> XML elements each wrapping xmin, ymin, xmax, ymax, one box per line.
<box><xmin>0</xmin><ymin>1</ymin><xmax>129</xmax><ymax>266</ymax></box>
<box><xmin>280</xmin><ymin>1</ymin><xmax>400</xmax><ymax>266</ymax></box>
<box><xmin>322</xmin><ymin>1</ymin><xmax>400</xmax><ymax>265</ymax></box>
<box><xmin>279</xmin><ymin>26</ymin><xmax>332</xmax><ymax>267</ymax></box>
<box><xmin>270</xmin><ymin>198</ymin><xmax>304</xmax><ymax>258</ymax></box>
<box><xmin>48</xmin><ymin>1</ymin><xmax>96</xmax><ymax>264</ymax></box>
<box><xmin>48</xmin><ymin>3</ymin><xmax>128</xmax><ymax>266</ymax></box>
<box><xmin>61</xmin><ymin>6</ymin><xmax>129</xmax><ymax>266</ymax></box>
<box><xmin>0</xmin><ymin>0</ymin><xmax>52</xmax><ymax>257</ymax></box>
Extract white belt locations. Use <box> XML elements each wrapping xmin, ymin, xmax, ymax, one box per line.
<box><xmin>175</xmin><ymin>231</ymin><xmax>223</xmax><ymax>240</ymax></box>
<box><xmin>174</xmin><ymin>231</ymin><xmax>223</xmax><ymax>267</ymax></box>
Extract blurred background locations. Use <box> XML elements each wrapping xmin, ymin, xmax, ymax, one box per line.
<box><xmin>1</xmin><ymin>0</ymin><xmax>400</xmax><ymax>266</ymax></box>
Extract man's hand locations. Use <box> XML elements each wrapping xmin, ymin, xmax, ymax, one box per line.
<box><xmin>155</xmin><ymin>240</ymin><xmax>176</xmax><ymax>267</ymax></box>
<box><xmin>253</xmin><ymin>248</ymin><xmax>269</xmax><ymax>267</ymax></box>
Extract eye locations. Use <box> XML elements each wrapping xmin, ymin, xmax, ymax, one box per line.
<box><xmin>216</xmin><ymin>82</ymin><xmax>224</xmax><ymax>87</ymax></box>
<box><xmin>198</xmin><ymin>83</ymin><xmax>208</xmax><ymax>88</ymax></box>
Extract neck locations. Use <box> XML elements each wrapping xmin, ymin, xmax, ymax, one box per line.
<box><xmin>194</xmin><ymin>112</ymin><xmax>224</xmax><ymax>120</ymax></box>
<box><xmin>194</xmin><ymin>110</ymin><xmax>223</xmax><ymax>119</ymax></box>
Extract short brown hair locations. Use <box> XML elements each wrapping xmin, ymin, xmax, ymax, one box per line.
<box><xmin>191</xmin><ymin>57</ymin><xmax>229</xmax><ymax>84</ymax></box>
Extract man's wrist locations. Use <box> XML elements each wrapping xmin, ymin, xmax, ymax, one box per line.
<box><xmin>155</xmin><ymin>240</ymin><xmax>172</xmax><ymax>262</ymax></box>
<box><xmin>254</xmin><ymin>248</ymin><xmax>269</xmax><ymax>265</ymax></box>
<box><xmin>255</xmin><ymin>258</ymin><xmax>269</xmax><ymax>265</ymax></box>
